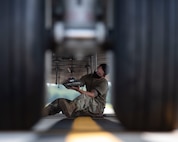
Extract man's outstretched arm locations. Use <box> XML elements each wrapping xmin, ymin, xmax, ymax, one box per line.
<box><xmin>71</xmin><ymin>86</ymin><xmax>97</xmax><ymax>98</ymax></box>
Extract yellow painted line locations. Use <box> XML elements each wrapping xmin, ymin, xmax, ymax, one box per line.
<box><xmin>66</xmin><ymin>117</ymin><xmax>123</xmax><ymax>142</ymax></box>
<box><xmin>71</xmin><ymin>117</ymin><xmax>102</xmax><ymax>131</ymax></box>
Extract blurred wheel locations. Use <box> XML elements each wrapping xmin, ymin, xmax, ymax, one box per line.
<box><xmin>113</xmin><ymin>0</ymin><xmax>178</xmax><ymax>131</ymax></box>
<box><xmin>0</xmin><ymin>0</ymin><xmax>45</xmax><ymax>130</ymax></box>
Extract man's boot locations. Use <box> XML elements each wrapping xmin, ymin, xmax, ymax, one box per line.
<box><xmin>58</xmin><ymin>99</ymin><xmax>76</xmax><ymax>117</ymax></box>
<box><xmin>42</xmin><ymin>99</ymin><xmax>62</xmax><ymax>116</ymax></box>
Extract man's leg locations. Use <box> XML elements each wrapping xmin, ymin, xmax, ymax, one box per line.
<box><xmin>58</xmin><ymin>98</ymin><xmax>76</xmax><ymax>117</ymax></box>
<box><xmin>42</xmin><ymin>99</ymin><xmax>62</xmax><ymax>116</ymax></box>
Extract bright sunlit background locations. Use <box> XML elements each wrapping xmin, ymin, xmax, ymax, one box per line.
<box><xmin>45</xmin><ymin>81</ymin><xmax>114</xmax><ymax>114</ymax></box>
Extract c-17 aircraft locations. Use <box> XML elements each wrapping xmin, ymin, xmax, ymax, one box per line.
<box><xmin>0</xmin><ymin>0</ymin><xmax>178</xmax><ymax>141</ymax></box>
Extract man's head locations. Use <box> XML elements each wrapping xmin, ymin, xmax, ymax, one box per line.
<box><xmin>94</xmin><ymin>63</ymin><xmax>109</xmax><ymax>78</ymax></box>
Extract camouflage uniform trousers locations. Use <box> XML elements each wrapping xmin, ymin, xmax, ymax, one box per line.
<box><xmin>73</xmin><ymin>94</ymin><xmax>104</xmax><ymax>116</ymax></box>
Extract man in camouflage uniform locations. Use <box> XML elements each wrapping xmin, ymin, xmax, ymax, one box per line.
<box><xmin>43</xmin><ymin>63</ymin><xmax>109</xmax><ymax>117</ymax></box>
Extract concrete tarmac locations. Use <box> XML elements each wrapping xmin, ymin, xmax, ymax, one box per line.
<box><xmin>0</xmin><ymin>114</ymin><xmax>178</xmax><ymax>142</ymax></box>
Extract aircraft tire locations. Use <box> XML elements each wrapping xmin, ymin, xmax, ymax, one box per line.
<box><xmin>113</xmin><ymin>0</ymin><xmax>178</xmax><ymax>131</ymax></box>
<box><xmin>0</xmin><ymin>0</ymin><xmax>45</xmax><ymax>130</ymax></box>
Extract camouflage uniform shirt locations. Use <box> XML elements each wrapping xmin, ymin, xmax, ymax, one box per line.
<box><xmin>73</xmin><ymin>74</ymin><xmax>109</xmax><ymax>115</ymax></box>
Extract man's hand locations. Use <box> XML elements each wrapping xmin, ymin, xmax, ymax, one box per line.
<box><xmin>70</xmin><ymin>86</ymin><xmax>96</xmax><ymax>98</ymax></box>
